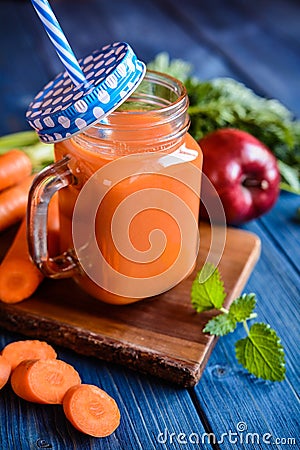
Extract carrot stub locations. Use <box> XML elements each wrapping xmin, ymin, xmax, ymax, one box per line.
<box><xmin>63</xmin><ymin>384</ymin><xmax>121</xmax><ymax>437</ymax></box>
<box><xmin>11</xmin><ymin>358</ymin><xmax>81</xmax><ymax>404</ymax></box>
<box><xmin>0</xmin><ymin>174</ymin><xmax>35</xmax><ymax>232</ymax></box>
<box><xmin>0</xmin><ymin>355</ymin><xmax>11</xmax><ymax>390</ymax></box>
<box><xmin>0</xmin><ymin>149</ymin><xmax>32</xmax><ymax>192</ymax></box>
<box><xmin>1</xmin><ymin>340</ymin><xmax>57</xmax><ymax>371</ymax></box>
<box><xmin>0</xmin><ymin>193</ymin><xmax>59</xmax><ymax>303</ymax></box>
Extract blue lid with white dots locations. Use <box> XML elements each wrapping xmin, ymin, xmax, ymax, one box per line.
<box><xmin>26</xmin><ymin>42</ymin><xmax>146</xmax><ymax>143</ymax></box>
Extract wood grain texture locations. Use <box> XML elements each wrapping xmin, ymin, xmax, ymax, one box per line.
<box><xmin>259</xmin><ymin>192</ymin><xmax>300</xmax><ymax>274</ymax></box>
<box><xmin>0</xmin><ymin>223</ymin><xmax>260</xmax><ymax>387</ymax></box>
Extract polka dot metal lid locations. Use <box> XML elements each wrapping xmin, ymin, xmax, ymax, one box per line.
<box><xmin>26</xmin><ymin>42</ymin><xmax>146</xmax><ymax>143</ymax></box>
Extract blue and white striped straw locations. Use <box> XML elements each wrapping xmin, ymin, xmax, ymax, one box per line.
<box><xmin>31</xmin><ymin>0</ymin><xmax>87</xmax><ymax>86</ymax></box>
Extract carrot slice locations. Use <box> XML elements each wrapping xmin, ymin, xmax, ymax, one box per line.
<box><xmin>0</xmin><ymin>355</ymin><xmax>11</xmax><ymax>389</ymax></box>
<box><xmin>1</xmin><ymin>340</ymin><xmax>57</xmax><ymax>371</ymax></box>
<box><xmin>63</xmin><ymin>384</ymin><xmax>121</xmax><ymax>437</ymax></box>
<box><xmin>11</xmin><ymin>358</ymin><xmax>81</xmax><ymax>404</ymax></box>
<box><xmin>0</xmin><ymin>174</ymin><xmax>35</xmax><ymax>232</ymax></box>
<box><xmin>0</xmin><ymin>194</ymin><xmax>59</xmax><ymax>303</ymax></box>
<box><xmin>0</xmin><ymin>149</ymin><xmax>32</xmax><ymax>192</ymax></box>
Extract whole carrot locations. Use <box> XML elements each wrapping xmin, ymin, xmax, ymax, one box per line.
<box><xmin>0</xmin><ymin>174</ymin><xmax>35</xmax><ymax>232</ymax></box>
<box><xmin>11</xmin><ymin>358</ymin><xmax>81</xmax><ymax>404</ymax></box>
<box><xmin>0</xmin><ymin>149</ymin><xmax>32</xmax><ymax>191</ymax></box>
<box><xmin>1</xmin><ymin>340</ymin><xmax>57</xmax><ymax>371</ymax></box>
<box><xmin>0</xmin><ymin>194</ymin><xmax>59</xmax><ymax>303</ymax></box>
<box><xmin>0</xmin><ymin>355</ymin><xmax>11</xmax><ymax>389</ymax></box>
<box><xmin>63</xmin><ymin>384</ymin><xmax>121</xmax><ymax>437</ymax></box>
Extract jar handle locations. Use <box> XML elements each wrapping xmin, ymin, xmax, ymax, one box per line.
<box><xmin>27</xmin><ymin>156</ymin><xmax>78</xmax><ymax>278</ymax></box>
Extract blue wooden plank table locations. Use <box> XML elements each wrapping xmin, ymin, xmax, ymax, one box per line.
<box><xmin>0</xmin><ymin>0</ymin><xmax>299</xmax><ymax>448</ymax></box>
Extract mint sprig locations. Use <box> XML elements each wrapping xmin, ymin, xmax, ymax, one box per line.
<box><xmin>191</xmin><ymin>263</ymin><xmax>286</xmax><ymax>382</ymax></box>
<box><xmin>203</xmin><ymin>293</ymin><xmax>257</xmax><ymax>337</ymax></box>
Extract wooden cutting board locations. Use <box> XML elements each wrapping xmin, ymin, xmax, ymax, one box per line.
<box><xmin>0</xmin><ymin>223</ymin><xmax>260</xmax><ymax>387</ymax></box>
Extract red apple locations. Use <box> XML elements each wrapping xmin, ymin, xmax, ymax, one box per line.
<box><xmin>199</xmin><ymin>128</ymin><xmax>280</xmax><ymax>225</ymax></box>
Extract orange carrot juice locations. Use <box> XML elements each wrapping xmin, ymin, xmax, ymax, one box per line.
<box><xmin>53</xmin><ymin>72</ymin><xmax>202</xmax><ymax>304</ymax></box>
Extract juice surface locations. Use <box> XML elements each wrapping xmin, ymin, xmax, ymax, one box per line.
<box><xmin>54</xmin><ymin>113</ymin><xmax>202</xmax><ymax>304</ymax></box>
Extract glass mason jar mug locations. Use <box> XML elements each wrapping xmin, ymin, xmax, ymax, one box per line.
<box><xmin>28</xmin><ymin>71</ymin><xmax>203</xmax><ymax>305</ymax></box>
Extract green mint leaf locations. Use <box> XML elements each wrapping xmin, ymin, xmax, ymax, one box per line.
<box><xmin>235</xmin><ymin>323</ymin><xmax>286</xmax><ymax>382</ymax></box>
<box><xmin>191</xmin><ymin>263</ymin><xmax>226</xmax><ymax>313</ymax></box>
<box><xmin>235</xmin><ymin>338</ymin><xmax>247</xmax><ymax>368</ymax></box>
<box><xmin>229</xmin><ymin>293</ymin><xmax>256</xmax><ymax>322</ymax></box>
<box><xmin>204</xmin><ymin>313</ymin><xmax>237</xmax><ymax>336</ymax></box>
